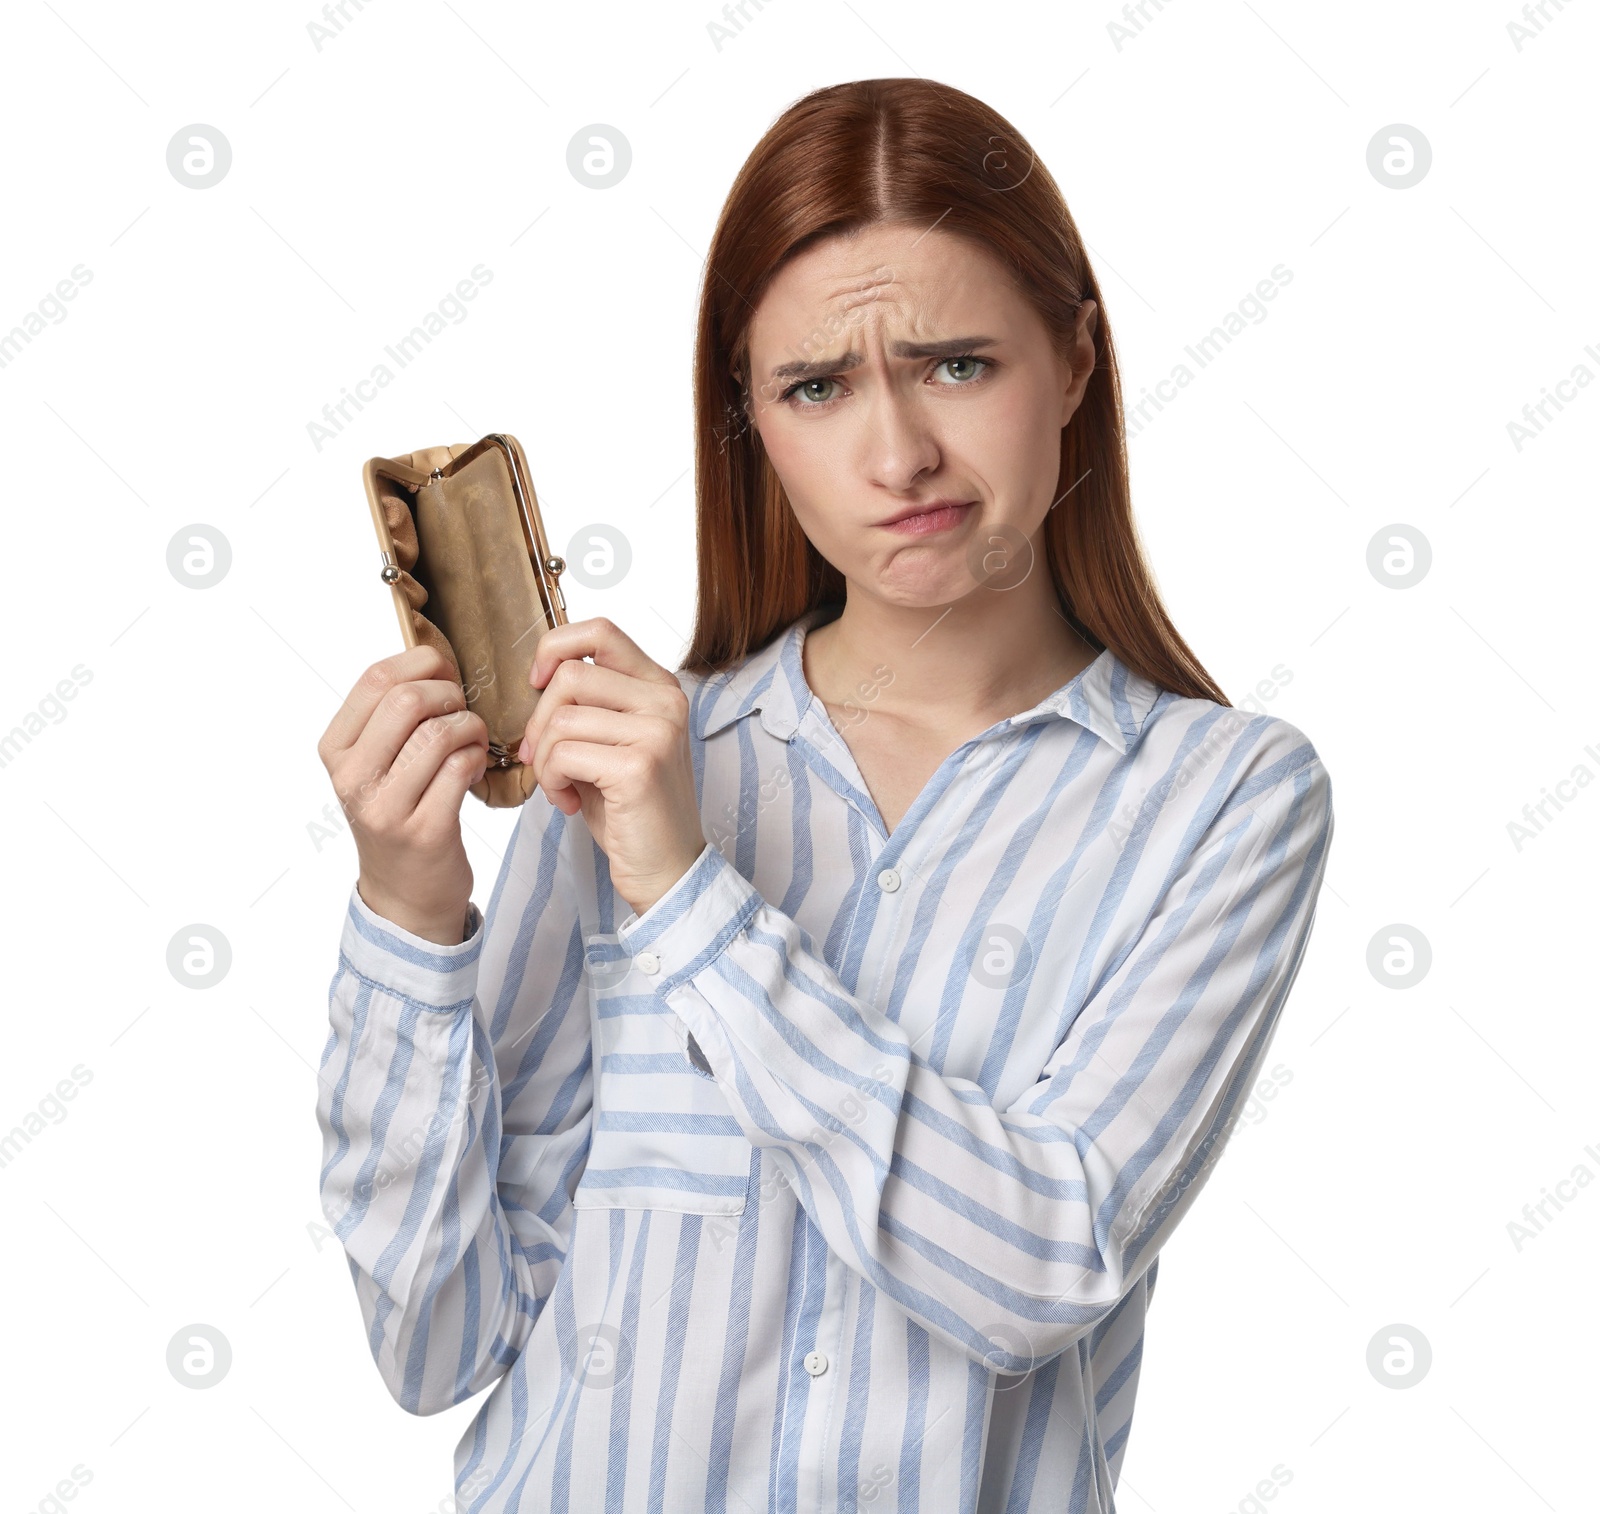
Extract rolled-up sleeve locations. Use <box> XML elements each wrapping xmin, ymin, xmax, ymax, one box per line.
<box><xmin>615</xmin><ymin>756</ymin><xmax>1334</xmax><ymax>1370</ymax></box>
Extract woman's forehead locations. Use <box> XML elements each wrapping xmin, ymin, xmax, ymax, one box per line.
<box><xmin>748</xmin><ymin>232</ymin><xmax>1018</xmax><ymax>366</ymax></box>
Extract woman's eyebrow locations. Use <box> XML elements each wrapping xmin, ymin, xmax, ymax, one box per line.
<box><xmin>768</xmin><ymin>335</ymin><xmax>998</xmax><ymax>385</ymax></box>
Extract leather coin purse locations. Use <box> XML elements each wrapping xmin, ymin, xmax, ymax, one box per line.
<box><xmin>362</xmin><ymin>433</ymin><xmax>567</xmax><ymax>808</ymax></box>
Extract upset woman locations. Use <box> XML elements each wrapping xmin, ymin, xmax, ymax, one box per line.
<box><xmin>316</xmin><ymin>76</ymin><xmax>1334</xmax><ymax>1514</ymax></box>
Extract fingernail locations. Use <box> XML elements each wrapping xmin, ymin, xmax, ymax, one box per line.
<box><xmin>518</xmin><ymin>737</ymin><xmax>530</xmax><ymax>764</ymax></box>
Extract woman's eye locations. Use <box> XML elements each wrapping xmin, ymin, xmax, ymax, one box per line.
<box><xmin>934</xmin><ymin>355</ymin><xmax>990</xmax><ymax>384</ymax></box>
<box><xmin>782</xmin><ymin>356</ymin><xmax>991</xmax><ymax>408</ymax></box>
<box><xmin>785</xmin><ymin>378</ymin><xmax>840</xmax><ymax>406</ymax></box>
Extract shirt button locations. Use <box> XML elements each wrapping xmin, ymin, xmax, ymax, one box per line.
<box><xmin>635</xmin><ymin>950</ymin><xmax>661</xmax><ymax>975</ymax></box>
<box><xmin>803</xmin><ymin>1350</ymin><xmax>828</xmax><ymax>1376</ymax></box>
<box><xmin>877</xmin><ymin>868</ymin><xmax>901</xmax><ymax>893</ymax></box>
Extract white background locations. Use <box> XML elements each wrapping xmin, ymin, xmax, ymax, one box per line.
<box><xmin>1</xmin><ymin>1</ymin><xmax>1595</xmax><ymax>1511</ymax></box>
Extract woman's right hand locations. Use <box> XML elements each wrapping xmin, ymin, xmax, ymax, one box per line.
<box><xmin>318</xmin><ymin>644</ymin><xmax>491</xmax><ymax>945</ymax></box>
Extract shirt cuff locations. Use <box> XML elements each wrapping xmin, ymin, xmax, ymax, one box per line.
<box><xmin>341</xmin><ymin>881</ymin><xmax>484</xmax><ymax>1010</ymax></box>
<box><xmin>614</xmin><ymin>842</ymin><xmax>762</xmax><ymax>989</ymax></box>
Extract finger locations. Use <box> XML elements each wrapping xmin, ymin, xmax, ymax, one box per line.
<box><xmin>321</xmin><ymin>644</ymin><xmax>460</xmax><ymax>759</ymax></box>
<box><xmin>414</xmin><ymin>738</ymin><xmax>491</xmax><ymax>831</ymax></box>
<box><xmin>530</xmin><ymin>706</ymin><xmax>646</xmax><ymax>812</ymax></box>
<box><xmin>528</xmin><ymin>617</ymin><xmax>678</xmax><ymax>694</ymax></box>
<box><xmin>347</xmin><ymin>705</ymin><xmax>487</xmax><ymax>824</ymax></box>
<box><xmin>538</xmin><ymin>736</ymin><xmax>643</xmax><ymax>807</ymax></box>
<box><xmin>339</xmin><ymin>678</ymin><xmax>483</xmax><ymax>807</ymax></box>
<box><xmin>388</xmin><ymin>705</ymin><xmax>491</xmax><ymax>819</ymax></box>
<box><xmin>527</xmin><ymin>704</ymin><xmax>654</xmax><ymax>791</ymax></box>
<box><xmin>520</xmin><ymin>659</ymin><xmax>684</xmax><ymax>765</ymax></box>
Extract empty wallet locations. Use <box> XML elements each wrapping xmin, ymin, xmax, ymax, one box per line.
<box><xmin>361</xmin><ymin>433</ymin><xmax>567</xmax><ymax>808</ymax></box>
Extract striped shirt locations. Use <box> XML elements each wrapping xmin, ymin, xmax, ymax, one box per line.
<box><xmin>317</xmin><ymin>602</ymin><xmax>1334</xmax><ymax>1513</ymax></box>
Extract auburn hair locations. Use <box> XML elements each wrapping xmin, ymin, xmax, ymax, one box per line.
<box><xmin>680</xmin><ymin>76</ymin><xmax>1227</xmax><ymax>706</ymax></box>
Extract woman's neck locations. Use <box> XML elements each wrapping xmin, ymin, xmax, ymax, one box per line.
<box><xmin>802</xmin><ymin>582</ymin><xmax>1100</xmax><ymax>738</ymax></box>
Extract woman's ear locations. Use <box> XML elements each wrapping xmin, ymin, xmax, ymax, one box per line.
<box><xmin>1059</xmin><ymin>298</ymin><xmax>1098</xmax><ymax>428</ymax></box>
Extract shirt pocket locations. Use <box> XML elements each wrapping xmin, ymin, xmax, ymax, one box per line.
<box><xmin>573</xmin><ymin>932</ymin><xmax>752</xmax><ymax>1216</ymax></box>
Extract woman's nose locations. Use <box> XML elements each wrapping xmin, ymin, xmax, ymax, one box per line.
<box><xmin>859</xmin><ymin>380</ymin><xmax>942</xmax><ymax>491</ymax></box>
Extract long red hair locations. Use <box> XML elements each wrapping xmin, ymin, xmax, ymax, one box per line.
<box><xmin>681</xmin><ymin>76</ymin><xmax>1227</xmax><ymax>706</ymax></box>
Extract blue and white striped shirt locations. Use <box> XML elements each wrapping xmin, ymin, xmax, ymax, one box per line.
<box><xmin>318</xmin><ymin>603</ymin><xmax>1334</xmax><ymax>1513</ymax></box>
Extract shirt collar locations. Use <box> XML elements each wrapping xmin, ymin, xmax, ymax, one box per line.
<box><xmin>688</xmin><ymin>604</ymin><xmax>1163</xmax><ymax>755</ymax></box>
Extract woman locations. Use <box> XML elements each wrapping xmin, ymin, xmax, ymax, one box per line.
<box><xmin>316</xmin><ymin>77</ymin><xmax>1333</xmax><ymax>1514</ymax></box>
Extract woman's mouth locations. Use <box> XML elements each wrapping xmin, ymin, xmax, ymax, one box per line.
<box><xmin>878</xmin><ymin>500</ymin><xmax>978</xmax><ymax>536</ymax></box>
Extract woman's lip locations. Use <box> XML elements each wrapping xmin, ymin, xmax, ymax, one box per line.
<box><xmin>879</xmin><ymin>501</ymin><xmax>977</xmax><ymax>535</ymax></box>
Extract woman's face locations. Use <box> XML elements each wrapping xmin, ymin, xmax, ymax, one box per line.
<box><xmin>742</xmin><ymin>222</ymin><xmax>1097</xmax><ymax>608</ymax></box>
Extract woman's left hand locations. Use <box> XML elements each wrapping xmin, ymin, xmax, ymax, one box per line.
<box><xmin>517</xmin><ymin>617</ymin><xmax>708</xmax><ymax>919</ymax></box>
